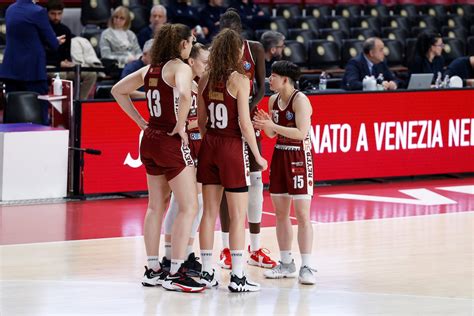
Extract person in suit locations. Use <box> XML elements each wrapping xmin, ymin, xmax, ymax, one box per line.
<box><xmin>0</xmin><ymin>0</ymin><xmax>65</xmax><ymax>124</ymax></box>
<box><xmin>342</xmin><ymin>37</ymin><xmax>399</xmax><ymax>91</ymax></box>
<box><xmin>408</xmin><ymin>31</ymin><xmax>445</xmax><ymax>81</ymax></box>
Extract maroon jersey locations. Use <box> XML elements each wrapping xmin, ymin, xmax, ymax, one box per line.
<box><xmin>187</xmin><ymin>80</ymin><xmax>199</xmax><ymax>132</ymax></box>
<box><xmin>202</xmin><ymin>78</ymin><xmax>242</xmax><ymax>138</ymax></box>
<box><xmin>271</xmin><ymin>90</ymin><xmax>311</xmax><ymax>149</ymax></box>
<box><xmin>242</xmin><ymin>40</ymin><xmax>256</xmax><ymax>95</ymax></box>
<box><xmin>144</xmin><ymin>62</ymin><xmax>179</xmax><ymax>132</ymax></box>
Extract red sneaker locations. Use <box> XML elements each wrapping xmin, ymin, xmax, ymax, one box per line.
<box><xmin>247</xmin><ymin>246</ymin><xmax>277</xmax><ymax>268</ymax></box>
<box><xmin>218</xmin><ymin>248</ymin><xmax>232</xmax><ymax>269</ymax></box>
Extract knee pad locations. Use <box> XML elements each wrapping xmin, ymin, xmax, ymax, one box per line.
<box><xmin>248</xmin><ymin>172</ymin><xmax>263</xmax><ymax>224</ymax></box>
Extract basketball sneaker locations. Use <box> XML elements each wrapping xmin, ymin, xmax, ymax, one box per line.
<box><xmin>199</xmin><ymin>268</ymin><xmax>219</xmax><ymax>289</ymax></box>
<box><xmin>263</xmin><ymin>260</ymin><xmax>297</xmax><ymax>279</ymax></box>
<box><xmin>161</xmin><ymin>256</ymin><xmax>171</xmax><ymax>272</ymax></box>
<box><xmin>298</xmin><ymin>266</ymin><xmax>317</xmax><ymax>285</ymax></box>
<box><xmin>181</xmin><ymin>252</ymin><xmax>202</xmax><ymax>277</ymax></box>
<box><xmin>228</xmin><ymin>273</ymin><xmax>260</xmax><ymax>292</ymax></box>
<box><xmin>162</xmin><ymin>268</ymin><xmax>206</xmax><ymax>293</ymax></box>
<box><xmin>218</xmin><ymin>248</ymin><xmax>232</xmax><ymax>269</ymax></box>
<box><xmin>141</xmin><ymin>265</ymin><xmax>169</xmax><ymax>287</ymax></box>
<box><xmin>247</xmin><ymin>246</ymin><xmax>277</xmax><ymax>268</ymax></box>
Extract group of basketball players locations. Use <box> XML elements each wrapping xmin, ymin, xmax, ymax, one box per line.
<box><xmin>112</xmin><ymin>9</ymin><xmax>316</xmax><ymax>293</ymax></box>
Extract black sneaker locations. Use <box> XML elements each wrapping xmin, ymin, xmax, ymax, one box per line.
<box><xmin>199</xmin><ymin>269</ymin><xmax>219</xmax><ymax>289</ymax></box>
<box><xmin>161</xmin><ymin>256</ymin><xmax>171</xmax><ymax>272</ymax></box>
<box><xmin>162</xmin><ymin>269</ymin><xmax>206</xmax><ymax>293</ymax></box>
<box><xmin>181</xmin><ymin>252</ymin><xmax>202</xmax><ymax>277</ymax></box>
<box><xmin>228</xmin><ymin>273</ymin><xmax>260</xmax><ymax>292</ymax></box>
<box><xmin>141</xmin><ymin>265</ymin><xmax>169</xmax><ymax>287</ymax></box>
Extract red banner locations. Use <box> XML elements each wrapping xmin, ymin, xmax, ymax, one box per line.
<box><xmin>80</xmin><ymin>89</ymin><xmax>474</xmax><ymax>194</ymax></box>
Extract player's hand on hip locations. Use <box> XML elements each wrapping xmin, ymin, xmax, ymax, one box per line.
<box><xmin>168</xmin><ymin>125</ymin><xmax>188</xmax><ymax>146</ymax></box>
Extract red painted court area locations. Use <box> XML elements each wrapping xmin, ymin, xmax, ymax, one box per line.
<box><xmin>1</xmin><ymin>177</ymin><xmax>472</xmax><ymax>245</ymax></box>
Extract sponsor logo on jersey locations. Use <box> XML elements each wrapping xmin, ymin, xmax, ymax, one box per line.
<box><xmin>286</xmin><ymin>111</ymin><xmax>294</xmax><ymax>120</ymax></box>
<box><xmin>208</xmin><ymin>91</ymin><xmax>224</xmax><ymax>101</ymax></box>
<box><xmin>149</xmin><ymin>78</ymin><xmax>158</xmax><ymax>87</ymax></box>
<box><xmin>243</xmin><ymin>61</ymin><xmax>251</xmax><ymax>71</ymax></box>
<box><xmin>291</xmin><ymin>161</ymin><xmax>304</xmax><ymax>166</ymax></box>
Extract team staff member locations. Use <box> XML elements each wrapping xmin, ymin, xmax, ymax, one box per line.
<box><xmin>111</xmin><ymin>24</ymin><xmax>204</xmax><ymax>293</ymax></box>
<box><xmin>197</xmin><ymin>29</ymin><xmax>267</xmax><ymax>292</ymax></box>
<box><xmin>254</xmin><ymin>60</ymin><xmax>317</xmax><ymax>285</ymax></box>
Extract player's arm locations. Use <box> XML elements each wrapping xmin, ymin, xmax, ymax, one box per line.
<box><xmin>174</xmin><ymin>63</ymin><xmax>193</xmax><ymax>133</ymax></box>
<box><xmin>197</xmin><ymin>72</ymin><xmax>209</xmax><ymax>136</ymax></box>
<box><xmin>111</xmin><ymin>65</ymin><xmax>149</xmax><ymax>130</ymax></box>
<box><xmin>234</xmin><ymin>73</ymin><xmax>267</xmax><ymax>171</ymax></box>
<box><xmin>253</xmin><ymin>94</ymin><xmax>277</xmax><ymax>138</ymax></box>
<box><xmin>250</xmin><ymin>41</ymin><xmax>266</xmax><ymax>111</ymax></box>
<box><xmin>272</xmin><ymin>93</ymin><xmax>312</xmax><ymax>140</ymax></box>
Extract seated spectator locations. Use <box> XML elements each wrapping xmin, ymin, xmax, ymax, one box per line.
<box><xmin>199</xmin><ymin>0</ymin><xmax>227</xmax><ymax>42</ymax></box>
<box><xmin>446</xmin><ymin>56</ymin><xmax>474</xmax><ymax>86</ymax></box>
<box><xmin>99</xmin><ymin>6</ymin><xmax>141</xmax><ymax>67</ymax></box>
<box><xmin>408</xmin><ymin>31</ymin><xmax>445</xmax><ymax>80</ymax></box>
<box><xmin>137</xmin><ymin>5</ymin><xmax>167</xmax><ymax>49</ymax></box>
<box><xmin>260</xmin><ymin>31</ymin><xmax>285</xmax><ymax>77</ymax></box>
<box><xmin>342</xmin><ymin>37</ymin><xmax>399</xmax><ymax>90</ymax></box>
<box><xmin>46</xmin><ymin>0</ymin><xmax>96</xmax><ymax>100</ymax></box>
<box><xmin>230</xmin><ymin>0</ymin><xmax>270</xmax><ymax>31</ymax></box>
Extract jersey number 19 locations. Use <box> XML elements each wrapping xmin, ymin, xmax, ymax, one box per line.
<box><xmin>208</xmin><ymin>102</ymin><xmax>228</xmax><ymax>129</ymax></box>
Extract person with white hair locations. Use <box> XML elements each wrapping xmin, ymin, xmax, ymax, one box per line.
<box><xmin>120</xmin><ymin>39</ymin><xmax>154</xmax><ymax>98</ymax></box>
<box><xmin>137</xmin><ymin>5</ymin><xmax>167</xmax><ymax>49</ymax></box>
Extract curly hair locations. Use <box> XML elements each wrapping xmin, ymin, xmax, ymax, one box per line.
<box><xmin>150</xmin><ymin>23</ymin><xmax>192</xmax><ymax>65</ymax></box>
<box><xmin>208</xmin><ymin>29</ymin><xmax>244</xmax><ymax>91</ymax></box>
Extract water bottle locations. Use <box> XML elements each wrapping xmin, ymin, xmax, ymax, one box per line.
<box><xmin>442</xmin><ymin>75</ymin><xmax>450</xmax><ymax>88</ymax></box>
<box><xmin>434</xmin><ymin>72</ymin><xmax>442</xmax><ymax>89</ymax></box>
<box><xmin>53</xmin><ymin>73</ymin><xmax>62</xmax><ymax>95</ymax></box>
<box><xmin>319</xmin><ymin>72</ymin><xmax>327</xmax><ymax>91</ymax></box>
<box><xmin>376</xmin><ymin>73</ymin><xmax>384</xmax><ymax>90</ymax></box>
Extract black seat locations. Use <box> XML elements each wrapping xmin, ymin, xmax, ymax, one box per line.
<box><xmin>4</xmin><ymin>91</ymin><xmax>43</xmax><ymax>124</ymax></box>
<box><xmin>468</xmin><ymin>36</ymin><xmax>474</xmax><ymax>55</ymax></box>
<box><xmin>287</xmin><ymin>29</ymin><xmax>316</xmax><ymax>48</ymax></box>
<box><xmin>129</xmin><ymin>5</ymin><xmax>149</xmax><ymax>34</ymax></box>
<box><xmin>411</xmin><ymin>26</ymin><xmax>438</xmax><ymax>38</ymax></box>
<box><xmin>382</xmin><ymin>39</ymin><xmax>404</xmax><ymax>66</ymax></box>
<box><xmin>410</xmin><ymin>15</ymin><xmax>439</xmax><ymax>32</ymax></box>
<box><xmin>81</xmin><ymin>25</ymin><xmax>105</xmax><ymax>58</ymax></box>
<box><xmin>365</xmin><ymin>5</ymin><xmax>390</xmax><ymax>18</ymax></box>
<box><xmin>421</xmin><ymin>4</ymin><xmax>447</xmax><ymax>22</ymax></box>
<box><xmin>381</xmin><ymin>27</ymin><xmax>408</xmax><ymax>48</ymax></box>
<box><xmin>296</xmin><ymin>17</ymin><xmax>320</xmax><ymax>36</ymax></box>
<box><xmin>350</xmin><ymin>27</ymin><xmax>378</xmax><ymax>40</ymax></box>
<box><xmin>341</xmin><ymin>39</ymin><xmax>364</xmax><ymax>66</ymax></box>
<box><xmin>308</xmin><ymin>40</ymin><xmax>341</xmax><ymax>69</ymax></box>
<box><xmin>445</xmin><ymin>15</ymin><xmax>468</xmax><ymax>29</ymax></box>
<box><xmin>255</xmin><ymin>29</ymin><xmax>271</xmax><ymax>41</ymax></box>
<box><xmin>326</xmin><ymin>16</ymin><xmax>351</xmax><ymax>37</ymax></box>
<box><xmin>404</xmin><ymin>37</ymin><xmax>417</xmax><ymax>66</ymax></box>
<box><xmin>305</xmin><ymin>5</ymin><xmax>332</xmax><ymax>21</ymax></box>
<box><xmin>394</xmin><ymin>4</ymin><xmax>420</xmax><ymax>18</ymax></box>
<box><xmin>441</xmin><ymin>26</ymin><xmax>468</xmax><ymax>45</ymax></box>
<box><xmin>0</xmin><ymin>44</ymin><xmax>5</xmax><ymax>64</ymax></box>
<box><xmin>319</xmin><ymin>29</ymin><xmax>346</xmax><ymax>49</ymax></box>
<box><xmin>442</xmin><ymin>37</ymin><xmax>465</xmax><ymax>64</ymax></box>
<box><xmin>282</xmin><ymin>40</ymin><xmax>307</xmax><ymax>66</ymax></box>
<box><xmin>268</xmin><ymin>17</ymin><xmax>289</xmax><ymax>37</ymax></box>
<box><xmin>382</xmin><ymin>16</ymin><xmax>410</xmax><ymax>32</ymax></box>
<box><xmin>81</xmin><ymin>0</ymin><xmax>111</xmax><ymax>27</ymax></box>
<box><xmin>351</xmin><ymin>16</ymin><xmax>381</xmax><ymax>31</ymax></box>
<box><xmin>450</xmin><ymin>4</ymin><xmax>473</xmax><ymax>17</ymax></box>
<box><xmin>335</xmin><ymin>5</ymin><xmax>362</xmax><ymax>18</ymax></box>
<box><xmin>114</xmin><ymin>0</ymin><xmax>147</xmax><ymax>7</ymax></box>
<box><xmin>0</xmin><ymin>18</ymin><xmax>5</xmax><ymax>45</ymax></box>
<box><xmin>275</xmin><ymin>4</ymin><xmax>302</xmax><ymax>26</ymax></box>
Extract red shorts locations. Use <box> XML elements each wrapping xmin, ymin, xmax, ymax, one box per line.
<box><xmin>188</xmin><ymin>131</ymin><xmax>202</xmax><ymax>165</ymax></box>
<box><xmin>269</xmin><ymin>144</ymin><xmax>314</xmax><ymax>196</ymax></box>
<box><xmin>140</xmin><ymin>128</ymin><xmax>194</xmax><ymax>181</ymax></box>
<box><xmin>197</xmin><ymin>133</ymin><xmax>250</xmax><ymax>189</ymax></box>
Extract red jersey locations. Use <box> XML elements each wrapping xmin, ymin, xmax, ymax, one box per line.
<box><xmin>203</xmin><ymin>78</ymin><xmax>242</xmax><ymax>138</ymax></box>
<box><xmin>144</xmin><ymin>61</ymin><xmax>180</xmax><ymax>132</ymax></box>
<box><xmin>271</xmin><ymin>90</ymin><xmax>311</xmax><ymax>149</ymax></box>
<box><xmin>187</xmin><ymin>80</ymin><xmax>198</xmax><ymax>132</ymax></box>
<box><xmin>242</xmin><ymin>40</ymin><xmax>255</xmax><ymax>97</ymax></box>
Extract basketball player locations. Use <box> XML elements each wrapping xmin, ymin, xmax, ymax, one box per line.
<box><xmin>217</xmin><ymin>9</ymin><xmax>276</xmax><ymax>270</ymax></box>
<box><xmin>162</xmin><ymin>43</ymin><xmax>209</xmax><ymax>276</ymax></box>
<box><xmin>111</xmin><ymin>24</ymin><xmax>205</xmax><ymax>292</ymax></box>
<box><xmin>253</xmin><ymin>60</ymin><xmax>316</xmax><ymax>285</ymax></box>
<box><xmin>196</xmin><ymin>29</ymin><xmax>268</xmax><ymax>292</ymax></box>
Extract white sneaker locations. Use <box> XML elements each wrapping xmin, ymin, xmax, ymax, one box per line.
<box><xmin>199</xmin><ymin>269</ymin><xmax>219</xmax><ymax>289</ymax></box>
<box><xmin>298</xmin><ymin>266</ymin><xmax>317</xmax><ymax>285</ymax></box>
<box><xmin>228</xmin><ymin>273</ymin><xmax>260</xmax><ymax>292</ymax></box>
<box><xmin>263</xmin><ymin>260</ymin><xmax>297</xmax><ymax>279</ymax></box>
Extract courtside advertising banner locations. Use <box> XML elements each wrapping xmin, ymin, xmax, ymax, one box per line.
<box><xmin>80</xmin><ymin>89</ymin><xmax>474</xmax><ymax>194</ymax></box>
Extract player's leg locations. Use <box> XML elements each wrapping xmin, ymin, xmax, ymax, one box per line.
<box><xmin>294</xmin><ymin>197</ymin><xmax>316</xmax><ymax>285</ymax></box>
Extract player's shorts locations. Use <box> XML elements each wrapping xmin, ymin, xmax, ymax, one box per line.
<box><xmin>197</xmin><ymin>133</ymin><xmax>250</xmax><ymax>189</ymax></box>
<box><xmin>140</xmin><ymin>128</ymin><xmax>194</xmax><ymax>181</ymax></box>
<box><xmin>269</xmin><ymin>143</ymin><xmax>314</xmax><ymax>196</ymax></box>
<box><xmin>188</xmin><ymin>131</ymin><xmax>202</xmax><ymax>165</ymax></box>
<box><xmin>248</xmin><ymin>134</ymin><xmax>262</xmax><ymax>172</ymax></box>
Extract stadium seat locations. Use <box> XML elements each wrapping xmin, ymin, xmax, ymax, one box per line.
<box><xmin>352</xmin><ymin>16</ymin><xmax>381</xmax><ymax>31</ymax></box>
<box><xmin>129</xmin><ymin>5</ymin><xmax>149</xmax><ymax>33</ymax></box>
<box><xmin>382</xmin><ymin>27</ymin><xmax>409</xmax><ymax>48</ymax></box>
<box><xmin>81</xmin><ymin>0</ymin><xmax>111</xmax><ymax>27</ymax></box>
<box><xmin>341</xmin><ymin>39</ymin><xmax>364</xmax><ymax>66</ymax></box>
<box><xmin>421</xmin><ymin>4</ymin><xmax>448</xmax><ymax>20</ymax></box>
<box><xmin>255</xmin><ymin>29</ymin><xmax>271</xmax><ymax>41</ymax></box>
<box><xmin>326</xmin><ymin>16</ymin><xmax>351</xmax><ymax>36</ymax></box>
<box><xmin>442</xmin><ymin>37</ymin><xmax>466</xmax><ymax>63</ymax></box>
<box><xmin>350</xmin><ymin>27</ymin><xmax>378</xmax><ymax>40</ymax></box>
<box><xmin>305</xmin><ymin>5</ymin><xmax>332</xmax><ymax>21</ymax></box>
<box><xmin>282</xmin><ymin>40</ymin><xmax>308</xmax><ymax>66</ymax></box>
<box><xmin>275</xmin><ymin>5</ymin><xmax>303</xmax><ymax>23</ymax></box>
<box><xmin>404</xmin><ymin>38</ymin><xmax>417</xmax><ymax>65</ymax></box>
<box><xmin>296</xmin><ymin>17</ymin><xmax>321</xmax><ymax>36</ymax></box>
<box><xmin>114</xmin><ymin>0</ymin><xmax>147</xmax><ymax>7</ymax></box>
<box><xmin>382</xmin><ymin>16</ymin><xmax>410</xmax><ymax>32</ymax></box>
<box><xmin>365</xmin><ymin>5</ymin><xmax>390</xmax><ymax>18</ymax></box>
<box><xmin>394</xmin><ymin>4</ymin><xmax>420</xmax><ymax>17</ymax></box>
<box><xmin>441</xmin><ymin>26</ymin><xmax>468</xmax><ymax>45</ymax></box>
<box><xmin>308</xmin><ymin>39</ymin><xmax>341</xmax><ymax>69</ymax></box>
<box><xmin>411</xmin><ymin>27</ymin><xmax>438</xmax><ymax>38</ymax></box>
<box><xmin>467</xmin><ymin>36</ymin><xmax>474</xmax><ymax>55</ymax></box>
<box><xmin>288</xmin><ymin>29</ymin><xmax>317</xmax><ymax>47</ymax></box>
<box><xmin>319</xmin><ymin>29</ymin><xmax>346</xmax><ymax>49</ymax></box>
<box><xmin>4</xmin><ymin>91</ymin><xmax>42</xmax><ymax>124</ymax></box>
<box><xmin>0</xmin><ymin>18</ymin><xmax>5</xmax><ymax>46</ymax></box>
<box><xmin>382</xmin><ymin>39</ymin><xmax>404</xmax><ymax>66</ymax></box>
<box><xmin>0</xmin><ymin>45</ymin><xmax>5</xmax><ymax>64</ymax></box>
<box><xmin>335</xmin><ymin>5</ymin><xmax>362</xmax><ymax>18</ymax></box>
<box><xmin>450</xmin><ymin>4</ymin><xmax>473</xmax><ymax>17</ymax></box>
<box><xmin>444</xmin><ymin>15</ymin><xmax>469</xmax><ymax>29</ymax></box>
<box><xmin>81</xmin><ymin>25</ymin><xmax>105</xmax><ymax>58</ymax></box>
<box><xmin>411</xmin><ymin>15</ymin><xmax>439</xmax><ymax>31</ymax></box>
<box><xmin>268</xmin><ymin>17</ymin><xmax>289</xmax><ymax>37</ymax></box>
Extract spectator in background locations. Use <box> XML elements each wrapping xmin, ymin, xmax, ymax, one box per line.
<box><xmin>230</xmin><ymin>0</ymin><xmax>270</xmax><ymax>31</ymax></box>
<box><xmin>46</xmin><ymin>0</ymin><xmax>97</xmax><ymax>100</ymax></box>
<box><xmin>199</xmin><ymin>0</ymin><xmax>227</xmax><ymax>42</ymax></box>
<box><xmin>342</xmin><ymin>37</ymin><xmax>399</xmax><ymax>91</ymax></box>
<box><xmin>0</xmin><ymin>0</ymin><xmax>65</xmax><ymax>125</ymax></box>
<box><xmin>446</xmin><ymin>56</ymin><xmax>474</xmax><ymax>86</ymax></box>
<box><xmin>120</xmin><ymin>39</ymin><xmax>154</xmax><ymax>99</ymax></box>
<box><xmin>260</xmin><ymin>31</ymin><xmax>285</xmax><ymax>77</ymax></box>
<box><xmin>137</xmin><ymin>5</ymin><xmax>167</xmax><ymax>49</ymax></box>
<box><xmin>167</xmin><ymin>0</ymin><xmax>201</xmax><ymax>31</ymax></box>
<box><xmin>100</xmin><ymin>6</ymin><xmax>141</xmax><ymax>67</ymax></box>
<box><xmin>408</xmin><ymin>31</ymin><xmax>445</xmax><ymax>80</ymax></box>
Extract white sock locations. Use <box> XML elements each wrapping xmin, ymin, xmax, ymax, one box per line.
<box><xmin>301</xmin><ymin>253</ymin><xmax>311</xmax><ymax>267</ymax></box>
<box><xmin>186</xmin><ymin>244</ymin><xmax>194</xmax><ymax>258</ymax></box>
<box><xmin>280</xmin><ymin>251</ymin><xmax>293</xmax><ymax>264</ymax></box>
<box><xmin>164</xmin><ymin>242</ymin><xmax>171</xmax><ymax>259</ymax></box>
<box><xmin>249</xmin><ymin>233</ymin><xmax>260</xmax><ymax>252</ymax></box>
<box><xmin>221</xmin><ymin>232</ymin><xmax>229</xmax><ymax>249</ymax></box>
<box><xmin>147</xmin><ymin>256</ymin><xmax>160</xmax><ymax>271</ymax></box>
<box><xmin>230</xmin><ymin>250</ymin><xmax>244</xmax><ymax>278</ymax></box>
<box><xmin>201</xmin><ymin>249</ymin><xmax>213</xmax><ymax>273</ymax></box>
<box><xmin>170</xmin><ymin>259</ymin><xmax>184</xmax><ymax>275</ymax></box>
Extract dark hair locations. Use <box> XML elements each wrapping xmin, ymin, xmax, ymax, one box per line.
<box><xmin>219</xmin><ymin>8</ymin><xmax>242</xmax><ymax>33</ymax></box>
<box><xmin>271</xmin><ymin>60</ymin><xmax>300</xmax><ymax>84</ymax></box>
<box><xmin>46</xmin><ymin>0</ymin><xmax>64</xmax><ymax>11</ymax></box>
<box><xmin>189</xmin><ymin>43</ymin><xmax>206</xmax><ymax>59</ymax></box>
<box><xmin>261</xmin><ymin>31</ymin><xmax>285</xmax><ymax>52</ymax></box>
<box><xmin>151</xmin><ymin>23</ymin><xmax>192</xmax><ymax>64</ymax></box>
<box><xmin>363</xmin><ymin>37</ymin><xmax>379</xmax><ymax>55</ymax></box>
<box><xmin>413</xmin><ymin>30</ymin><xmax>442</xmax><ymax>58</ymax></box>
<box><xmin>208</xmin><ymin>28</ymin><xmax>244</xmax><ymax>90</ymax></box>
